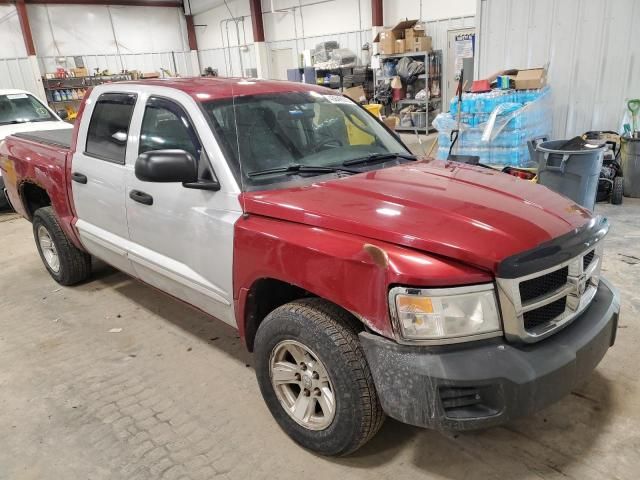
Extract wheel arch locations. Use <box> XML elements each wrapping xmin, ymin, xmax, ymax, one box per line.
<box><xmin>240</xmin><ymin>277</ymin><xmax>363</xmax><ymax>352</ymax></box>
<box><xmin>20</xmin><ymin>181</ymin><xmax>51</xmax><ymax>220</ymax></box>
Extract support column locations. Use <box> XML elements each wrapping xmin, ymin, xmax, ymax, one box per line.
<box><xmin>249</xmin><ymin>0</ymin><xmax>269</xmax><ymax>78</ymax></box>
<box><xmin>185</xmin><ymin>13</ymin><xmax>201</xmax><ymax>76</ymax></box>
<box><xmin>371</xmin><ymin>0</ymin><xmax>383</xmax><ymax>27</ymax></box>
<box><xmin>371</xmin><ymin>0</ymin><xmax>384</xmax><ymax>59</ymax></box>
<box><xmin>16</xmin><ymin>0</ymin><xmax>46</xmax><ymax>100</ymax></box>
<box><xmin>16</xmin><ymin>0</ymin><xmax>36</xmax><ymax>56</ymax></box>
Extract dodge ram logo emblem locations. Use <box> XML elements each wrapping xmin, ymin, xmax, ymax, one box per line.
<box><xmin>576</xmin><ymin>274</ymin><xmax>587</xmax><ymax>296</ymax></box>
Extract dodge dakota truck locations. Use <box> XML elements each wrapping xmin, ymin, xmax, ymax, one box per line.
<box><xmin>0</xmin><ymin>78</ymin><xmax>620</xmax><ymax>456</ymax></box>
<box><xmin>0</xmin><ymin>88</ymin><xmax>71</xmax><ymax>209</ymax></box>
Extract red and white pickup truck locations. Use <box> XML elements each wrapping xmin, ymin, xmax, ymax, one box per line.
<box><xmin>0</xmin><ymin>78</ymin><xmax>620</xmax><ymax>456</ymax></box>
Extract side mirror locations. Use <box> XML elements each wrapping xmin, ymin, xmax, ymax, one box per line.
<box><xmin>57</xmin><ymin>109</ymin><xmax>68</xmax><ymax>120</ymax></box>
<box><xmin>135</xmin><ymin>150</ymin><xmax>198</xmax><ymax>183</ymax></box>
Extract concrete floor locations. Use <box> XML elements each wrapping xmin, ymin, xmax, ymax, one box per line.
<box><xmin>1</xmin><ymin>198</ymin><xmax>639</xmax><ymax>480</ymax></box>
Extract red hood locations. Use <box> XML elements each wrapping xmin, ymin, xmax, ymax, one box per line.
<box><xmin>242</xmin><ymin>159</ymin><xmax>592</xmax><ymax>273</ymax></box>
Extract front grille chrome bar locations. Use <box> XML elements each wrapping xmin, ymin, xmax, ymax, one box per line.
<box><xmin>496</xmin><ymin>242</ymin><xmax>604</xmax><ymax>343</ymax></box>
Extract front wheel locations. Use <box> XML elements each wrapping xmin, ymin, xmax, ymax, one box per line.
<box><xmin>254</xmin><ymin>298</ymin><xmax>385</xmax><ymax>456</ymax></box>
<box><xmin>33</xmin><ymin>206</ymin><xmax>92</xmax><ymax>285</ymax></box>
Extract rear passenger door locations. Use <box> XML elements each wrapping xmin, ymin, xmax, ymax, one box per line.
<box><xmin>71</xmin><ymin>91</ymin><xmax>137</xmax><ymax>275</ymax></box>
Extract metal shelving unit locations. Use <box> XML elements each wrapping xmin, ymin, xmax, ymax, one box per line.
<box><xmin>375</xmin><ymin>50</ymin><xmax>442</xmax><ymax>133</ymax></box>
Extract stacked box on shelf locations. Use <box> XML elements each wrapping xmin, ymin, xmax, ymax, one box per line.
<box><xmin>433</xmin><ymin>87</ymin><xmax>551</xmax><ymax>166</ymax></box>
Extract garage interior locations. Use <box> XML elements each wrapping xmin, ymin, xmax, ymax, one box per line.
<box><xmin>1</xmin><ymin>0</ymin><xmax>640</xmax><ymax>479</ymax></box>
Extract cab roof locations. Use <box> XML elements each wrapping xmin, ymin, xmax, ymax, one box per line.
<box><xmin>119</xmin><ymin>77</ymin><xmax>335</xmax><ymax>102</ymax></box>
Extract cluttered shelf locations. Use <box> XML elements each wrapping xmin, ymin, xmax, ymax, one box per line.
<box><xmin>370</xmin><ymin>20</ymin><xmax>442</xmax><ymax>133</ymax></box>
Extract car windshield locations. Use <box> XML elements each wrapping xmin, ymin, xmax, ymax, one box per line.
<box><xmin>200</xmin><ymin>91</ymin><xmax>412</xmax><ymax>190</ymax></box>
<box><xmin>0</xmin><ymin>93</ymin><xmax>56</xmax><ymax>126</ymax></box>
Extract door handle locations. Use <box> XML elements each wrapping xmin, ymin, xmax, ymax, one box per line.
<box><xmin>129</xmin><ymin>189</ymin><xmax>153</xmax><ymax>206</ymax></box>
<box><xmin>72</xmin><ymin>172</ymin><xmax>88</xmax><ymax>184</ymax></box>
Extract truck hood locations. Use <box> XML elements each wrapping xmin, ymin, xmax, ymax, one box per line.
<box><xmin>242</xmin><ymin>159</ymin><xmax>592</xmax><ymax>273</ymax></box>
<box><xmin>0</xmin><ymin>121</ymin><xmax>71</xmax><ymax>141</ymax></box>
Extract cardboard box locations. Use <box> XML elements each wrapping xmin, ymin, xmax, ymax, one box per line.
<box><xmin>383</xmin><ymin>116</ymin><xmax>398</xmax><ymax>130</ymax></box>
<box><xmin>405</xmin><ymin>36</ymin><xmax>432</xmax><ymax>53</ymax></box>
<box><xmin>377</xmin><ymin>30</ymin><xmax>396</xmax><ymax>55</ymax></box>
<box><xmin>405</xmin><ymin>26</ymin><xmax>426</xmax><ymax>40</ymax></box>
<box><xmin>71</xmin><ymin>68</ymin><xmax>88</xmax><ymax>77</ymax></box>
<box><xmin>395</xmin><ymin>39</ymin><xmax>405</xmax><ymax>54</ymax></box>
<box><xmin>515</xmin><ymin>68</ymin><xmax>547</xmax><ymax>90</ymax></box>
<box><xmin>343</xmin><ymin>85</ymin><xmax>366</xmax><ymax>103</ymax></box>
<box><xmin>374</xmin><ymin>19</ymin><xmax>420</xmax><ymax>55</ymax></box>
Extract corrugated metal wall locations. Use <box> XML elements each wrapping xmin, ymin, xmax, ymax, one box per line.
<box><xmin>198</xmin><ymin>46</ymin><xmax>256</xmax><ymax>77</ymax></box>
<box><xmin>0</xmin><ymin>57</ymin><xmax>41</xmax><ymax>95</ymax></box>
<box><xmin>477</xmin><ymin>0</ymin><xmax>640</xmax><ymax>138</ymax></box>
<box><xmin>424</xmin><ymin>15</ymin><xmax>475</xmax><ymax>52</ymax></box>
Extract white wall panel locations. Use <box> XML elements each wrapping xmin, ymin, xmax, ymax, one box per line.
<box><xmin>0</xmin><ymin>58</ymin><xmax>41</xmax><ymax>96</ymax></box>
<box><xmin>477</xmin><ymin>0</ymin><xmax>640</xmax><ymax>138</ymax></box>
<box><xmin>199</xmin><ymin>45</ymin><xmax>257</xmax><ymax>76</ymax></box>
<box><xmin>27</xmin><ymin>4</ymin><xmax>187</xmax><ymax>57</ymax></box>
<box><xmin>0</xmin><ymin>5</ymin><xmax>27</xmax><ymax>58</ymax></box>
<box><xmin>384</xmin><ymin>0</ymin><xmax>476</xmax><ymax>25</ymax></box>
<box><xmin>194</xmin><ymin>0</ymin><xmax>253</xmax><ymax>50</ymax></box>
<box><xmin>424</xmin><ymin>15</ymin><xmax>475</xmax><ymax>53</ymax></box>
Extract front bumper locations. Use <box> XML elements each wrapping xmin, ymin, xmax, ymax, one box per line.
<box><xmin>360</xmin><ymin>278</ymin><xmax>620</xmax><ymax>430</ymax></box>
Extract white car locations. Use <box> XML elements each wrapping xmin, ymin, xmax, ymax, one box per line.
<box><xmin>0</xmin><ymin>89</ymin><xmax>72</xmax><ymax>209</ymax></box>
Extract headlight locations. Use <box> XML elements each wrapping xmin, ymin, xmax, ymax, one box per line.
<box><xmin>389</xmin><ymin>284</ymin><xmax>502</xmax><ymax>344</ymax></box>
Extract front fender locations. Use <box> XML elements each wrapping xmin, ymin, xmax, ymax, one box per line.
<box><xmin>233</xmin><ymin>215</ymin><xmax>492</xmax><ymax>340</ymax></box>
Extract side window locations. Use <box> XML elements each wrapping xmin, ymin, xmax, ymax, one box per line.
<box><xmin>85</xmin><ymin>93</ymin><xmax>136</xmax><ymax>164</ymax></box>
<box><xmin>139</xmin><ymin>98</ymin><xmax>201</xmax><ymax>160</ymax></box>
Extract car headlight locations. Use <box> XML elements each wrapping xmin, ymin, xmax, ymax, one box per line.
<box><xmin>389</xmin><ymin>284</ymin><xmax>502</xmax><ymax>344</ymax></box>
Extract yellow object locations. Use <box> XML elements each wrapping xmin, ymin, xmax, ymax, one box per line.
<box><xmin>363</xmin><ymin>104</ymin><xmax>383</xmax><ymax>118</ymax></box>
<box><xmin>346</xmin><ymin>115</ymin><xmax>376</xmax><ymax>145</ymax></box>
<box><xmin>397</xmin><ymin>295</ymin><xmax>434</xmax><ymax>314</ymax></box>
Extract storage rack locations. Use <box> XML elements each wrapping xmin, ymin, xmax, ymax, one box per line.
<box><xmin>42</xmin><ymin>74</ymin><xmax>132</xmax><ymax>117</ymax></box>
<box><xmin>375</xmin><ymin>50</ymin><xmax>442</xmax><ymax>133</ymax></box>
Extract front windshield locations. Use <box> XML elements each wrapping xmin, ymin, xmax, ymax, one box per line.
<box><xmin>0</xmin><ymin>93</ymin><xmax>56</xmax><ymax>126</ymax></box>
<box><xmin>200</xmin><ymin>91</ymin><xmax>411</xmax><ymax>189</ymax></box>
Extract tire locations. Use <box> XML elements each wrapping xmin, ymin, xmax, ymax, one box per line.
<box><xmin>0</xmin><ymin>176</ymin><xmax>8</xmax><ymax>210</ymax></box>
<box><xmin>254</xmin><ymin>298</ymin><xmax>385</xmax><ymax>456</ymax></box>
<box><xmin>611</xmin><ymin>176</ymin><xmax>624</xmax><ymax>205</ymax></box>
<box><xmin>32</xmin><ymin>206</ymin><xmax>91</xmax><ymax>285</ymax></box>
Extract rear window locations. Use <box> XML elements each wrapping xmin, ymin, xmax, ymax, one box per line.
<box><xmin>85</xmin><ymin>93</ymin><xmax>137</xmax><ymax>164</ymax></box>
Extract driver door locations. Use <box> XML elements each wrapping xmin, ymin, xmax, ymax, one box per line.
<box><xmin>125</xmin><ymin>95</ymin><xmax>239</xmax><ymax>326</ymax></box>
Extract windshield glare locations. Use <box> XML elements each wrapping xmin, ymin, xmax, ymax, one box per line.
<box><xmin>200</xmin><ymin>91</ymin><xmax>409</xmax><ymax>189</ymax></box>
<box><xmin>0</xmin><ymin>93</ymin><xmax>55</xmax><ymax>126</ymax></box>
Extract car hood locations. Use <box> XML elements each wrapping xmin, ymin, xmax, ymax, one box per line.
<box><xmin>0</xmin><ymin>120</ymin><xmax>71</xmax><ymax>141</ymax></box>
<box><xmin>242</xmin><ymin>159</ymin><xmax>593</xmax><ymax>273</ymax></box>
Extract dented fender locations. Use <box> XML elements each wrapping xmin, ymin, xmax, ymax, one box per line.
<box><xmin>233</xmin><ymin>215</ymin><xmax>492</xmax><ymax>340</ymax></box>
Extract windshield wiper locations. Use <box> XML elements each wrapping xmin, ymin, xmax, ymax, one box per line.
<box><xmin>343</xmin><ymin>152</ymin><xmax>416</xmax><ymax>166</ymax></box>
<box><xmin>247</xmin><ymin>164</ymin><xmax>359</xmax><ymax>178</ymax></box>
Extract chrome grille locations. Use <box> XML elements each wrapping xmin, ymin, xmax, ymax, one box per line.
<box><xmin>583</xmin><ymin>250</ymin><xmax>595</xmax><ymax>269</ymax></box>
<box><xmin>496</xmin><ymin>244</ymin><xmax>604</xmax><ymax>343</ymax></box>
<box><xmin>519</xmin><ymin>266</ymin><xmax>569</xmax><ymax>303</ymax></box>
<box><xmin>523</xmin><ymin>297</ymin><xmax>567</xmax><ymax>330</ymax></box>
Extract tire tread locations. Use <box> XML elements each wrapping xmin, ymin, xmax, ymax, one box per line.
<box><xmin>265</xmin><ymin>298</ymin><xmax>385</xmax><ymax>455</ymax></box>
<box><xmin>33</xmin><ymin>206</ymin><xmax>91</xmax><ymax>285</ymax></box>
